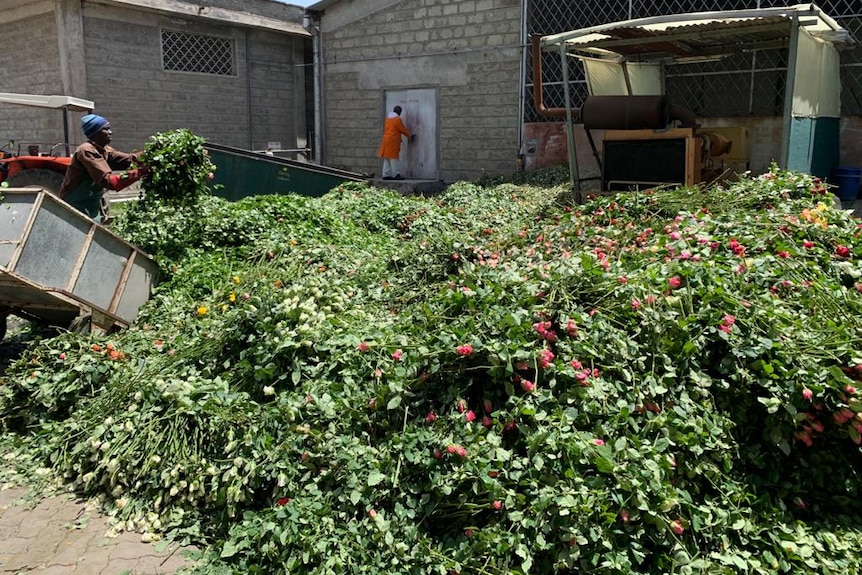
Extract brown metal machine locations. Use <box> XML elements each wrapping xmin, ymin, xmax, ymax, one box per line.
<box><xmin>530</xmin><ymin>34</ymin><xmax>741</xmax><ymax>192</ymax></box>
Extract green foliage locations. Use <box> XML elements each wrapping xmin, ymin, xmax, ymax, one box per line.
<box><xmin>139</xmin><ymin>129</ymin><xmax>216</xmax><ymax>205</ymax></box>
<box><xmin>4</xmin><ymin>166</ymin><xmax>862</xmax><ymax>574</ymax></box>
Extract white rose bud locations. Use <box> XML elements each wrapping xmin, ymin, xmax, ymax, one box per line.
<box><xmin>263</xmin><ymin>385</ymin><xmax>275</xmax><ymax>396</ymax></box>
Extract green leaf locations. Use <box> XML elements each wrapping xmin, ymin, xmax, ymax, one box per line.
<box><xmin>220</xmin><ymin>540</ymin><xmax>238</xmax><ymax>558</ymax></box>
<box><xmin>595</xmin><ymin>456</ymin><xmax>614</xmax><ymax>474</ymax></box>
<box><xmin>386</xmin><ymin>395</ymin><xmax>402</xmax><ymax>410</ymax></box>
<box><xmin>367</xmin><ymin>472</ymin><xmax>386</xmax><ymax>486</ymax></box>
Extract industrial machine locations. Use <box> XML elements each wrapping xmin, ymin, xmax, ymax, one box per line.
<box><xmin>579</xmin><ymin>94</ymin><xmax>737</xmax><ymax>191</ymax></box>
<box><xmin>0</xmin><ymin>92</ymin><xmax>95</xmax><ymax>194</ymax></box>
<box><xmin>532</xmin><ymin>40</ymin><xmax>741</xmax><ymax>193</ymax></box>
<box><xmin>531</xmin><ymin>5</ymin><xmax>852</xmax><ymax>194</ymax></box>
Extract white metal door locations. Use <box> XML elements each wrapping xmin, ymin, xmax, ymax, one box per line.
<box><xmin>385</xmin><ymin>89</ymin><xmax>437</xmax><ymax>180</ymax></box>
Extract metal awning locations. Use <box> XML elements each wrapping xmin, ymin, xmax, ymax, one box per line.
<box><xmin>541</xmin><ymin>4</ymin><xmax>854</xmax><ymax>63</ymax></box>
<box><xmin>0</xmin><ymin>93</ymin><xmax>94</xmax><ymax>111</ymax></box>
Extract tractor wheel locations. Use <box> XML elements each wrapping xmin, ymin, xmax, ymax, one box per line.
<box><xmin>6</xmin><ymin>169</ymin><xmax>65</xmax><ymax>195</ymax></box>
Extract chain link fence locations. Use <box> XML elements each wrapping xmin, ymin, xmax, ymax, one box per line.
<box><xmin>525</xmin><ymin>0</ymin><xmax>862</xmax><ymax>121</ymax></box>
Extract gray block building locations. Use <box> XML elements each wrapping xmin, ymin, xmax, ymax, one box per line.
<box><xmin>0</xmin><ymin>0</ymin><xmax>310</xmax><ymax>157</ymax></box>
<box><xmin>306</xmin><ymin>0</ymin><xmax>524</xmax><ymax>182</ymax></box>
<box><xmin>308</xmin><ymin>0</ymin><xmax>862</xmax><ymax>185</ymax></box>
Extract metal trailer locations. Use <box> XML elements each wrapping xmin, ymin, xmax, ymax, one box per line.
<box><xmin>0</xmin><ymin>188</ymin><xmax>159</xmax><ymax>341</ymax></box>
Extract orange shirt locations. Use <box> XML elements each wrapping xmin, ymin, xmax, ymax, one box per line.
<box><xmin>377</xmin><ymin>114</ymin><xmax>411</xmax><ymax>159</ymax></box>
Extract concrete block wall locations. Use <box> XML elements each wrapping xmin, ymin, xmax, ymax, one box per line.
<box><xmin>81</xmin><ymin>3</ymin><xmax>306</xmax><ymax>154</ymax></box>
<box><xmin>0</xmin><ymin>9</ymin><xmax>67</xmax><ymax>152</ymax></box>
<box><xmin>320</xmin><ymin>0</ymin><xmax>523</xmax><ymax>182</ymax></box>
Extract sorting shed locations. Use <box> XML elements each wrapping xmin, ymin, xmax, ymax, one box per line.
<box><xmin>538</xmin><ymin>4</ymin><xmax>855</xmax><ymax>191</ymax></box>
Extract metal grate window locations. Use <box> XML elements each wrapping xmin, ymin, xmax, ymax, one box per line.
<box><xmin>525</xmin><ymin>0</ymin><xmax>862</xmax><ymax>121</ymax></box>
<box><xmin>162</xmin><ymin>30</ymin><xmax>235</xmax><ymax>76</ymax></box>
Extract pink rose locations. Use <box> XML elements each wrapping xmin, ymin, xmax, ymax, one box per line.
<box><xmin>465</xmin><ymin>410</ymin><xmax>476</xmax><ymax>423</ymax></box>
<box><xmin>455</xmin><ymin>344</ymin><xmax>473</xmax><ymax>356</ymax></box>
<box><xmin>537</xmin><ymin>349</ymin><xmax>555</xmax><ymax>369</ymax></box>
<box><xmin>668</xmin><ymin>276</ymin><xmax>682</xmax><ymax>289</ymax></box>
<box><xmin>520</xmin><ymin>379</ymin><xmax>535</xmax><ymax>393</ymax></box>
<box><xmin>593</xmin><ymin>438</ymin><xmax>605</xmax><ymax>446</ymax></box>
<box><xmin>492</xmin><ymin>500</ymin><xmax>502</xmax><ymax>510</ymax></box>
<box><xmin>357</xmin><ymin>341</ymin><xmax>370</xmax><ymax>352</ymax></box>
<box><xmin>391</xmin><ymin>349</ymin><xmax>403</xmax><ymax>361</ymax></box>
<box><xmin>802</xmin><ymin>388</ymin><xmax>813</xmax><ymax>401</ymax></box>
<box><xmin>425</xmin><ymin>411</ymin><xmax>438</xmax><ymax>423</ymax></box>
<box><xmin>670</xmin><ymin>519</ymin><xmax>684</xmax><ymax>535</ymax></box>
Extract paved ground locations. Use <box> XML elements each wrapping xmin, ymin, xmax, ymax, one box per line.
<box><xmin>0</xmin><ymin>487</ymin><xmax>195</xmax><ymax>575</ymax></box>
<box><xmin>0</xmin><ymin>323</ymin><xmax>197</xmax><ymax>575</ymax></box>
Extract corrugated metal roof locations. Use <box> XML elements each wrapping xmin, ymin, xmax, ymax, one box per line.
<box><xmin>541</xmin><ymin>5</ymin><xmax>853</xmax><ymax>61</ymax></box>
<box><xmin>571</xmin><ymin>16</ymin><xmax>795</xmax><ymax>60</ymax></box>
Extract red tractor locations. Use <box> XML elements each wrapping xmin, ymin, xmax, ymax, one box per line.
<box><xmin>0</xmin><ymin>93</ymin><xmax>95</xmax><ymax>194</ymax></box>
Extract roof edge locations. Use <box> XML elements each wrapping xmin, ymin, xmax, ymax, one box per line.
<box><xmin>541</xmin><ymin>4</ymin><xmax>841</xmax><ymax>48</ymax></box>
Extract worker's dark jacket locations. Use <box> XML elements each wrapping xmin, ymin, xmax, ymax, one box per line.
<box><xmin>58</xmin><ymin>141</ymin><xmax>138</xmax><ymax>220</ymax></box>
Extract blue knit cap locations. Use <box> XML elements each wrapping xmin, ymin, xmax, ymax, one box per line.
<box><xmin>81</xmin><ymin>114</ymin><xmax>108</xmax><ymax>138</ymax></box>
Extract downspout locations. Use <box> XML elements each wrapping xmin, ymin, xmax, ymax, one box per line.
<box><xmin>304</xmin><ymin>11</ymin><xmax>323</xmax><ymax>163</ymax></box>
<box><xmin>245</xmin><ymin>29</ymin><xmax>254</xmax><ymax>150</ymax></box>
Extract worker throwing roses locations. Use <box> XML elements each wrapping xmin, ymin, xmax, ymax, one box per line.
<box><xmin>59</xmin><ymin>113</ymin><xmax>148</xmax><ymax>222</ymax></box>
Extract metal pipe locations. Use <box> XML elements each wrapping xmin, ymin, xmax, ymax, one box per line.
<box><xmin>62</xmin><ymin>106</ymin><xmax>71</xmax><ymax>157</ymax></box>
<box><xmin>559</xmin><ymin>41</ymin><xmax>581</xmax><ymax>195</ymax></box>
<box><xmin>517</xmin><ymin>0</ymin><xmax>528</xmax><ymax>165</ymax></box>
<box><xmin>245</xmin><ymin>29</ymin><xmax>253</xmax><ymax>150</ymax></box>
<box><xmin>780</xmin><ymin>14</ymin><xmax>800</xmax><ymax>168</ymax></box>
<box><xmin>313</xmin><ymin>17</ymin><xmax>323</xmax><ymax>162</ymax></box>
<box><xmin>531</xmin><ymin>34</ymin><xmax>573</xmax><ymax>120</ymax></box>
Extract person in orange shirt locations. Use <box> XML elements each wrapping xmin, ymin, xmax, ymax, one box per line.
<box><xmin>377</xmin><ymin>105</ymin><xmax>414</xmax><ymax>180</ymax></box>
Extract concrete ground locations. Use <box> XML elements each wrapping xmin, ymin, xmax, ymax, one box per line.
<box><xmin>0</xmin><ymin>487</ymin><xmax>195</xmax><ymax>575</ymax></box>
<box><xmin>0</xmin><ymin>323</ymin><xmax>197</xmax><ymax>575</ymax></box>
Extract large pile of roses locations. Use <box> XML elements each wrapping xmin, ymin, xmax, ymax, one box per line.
<box><xmin>3</xmin><ymin>164</ymin><xmax>862</xmax><ymax>575</ymax></box>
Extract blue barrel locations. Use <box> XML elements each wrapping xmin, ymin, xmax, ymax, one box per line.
<box><xmin>832</xmin><ymin>167</ymin><xmax>862</xmax><ymax>201</ymax></box>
